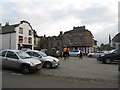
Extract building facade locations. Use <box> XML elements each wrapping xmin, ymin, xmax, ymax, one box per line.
<box><xmin>112</xmin><ymin>33</ymin><xmax>120</xmax><ymax>49</ymax></box>
<box><xmin>0</xmin><ymin>20</ymin><xmax>34</xmax><ymax>50</ymax></box>
<box><xmin>62</xmin><ymin>26</ymin><xmax>96</xmax><ymax>54</ymax></box>
<box><xmin>39</xmin><ymin>26</ymin><xmax>97</xmax><ymax>54</ymax></box>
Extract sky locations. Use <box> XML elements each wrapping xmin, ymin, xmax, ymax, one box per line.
<box><xmin>0</xmin><ymin>0</ymin><xmax>119</xmax><ymax>45</ymax></box>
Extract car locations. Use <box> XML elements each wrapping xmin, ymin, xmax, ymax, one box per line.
<box><xmin>119</xmin><ymin>61</ymin><xmax>120</xmax><ymax>71</ymax></box>
<box><xmin>0</xmin><ymin>50</ymin><xmax>42</xmax><ymax>74</ymax></box>
<box><xmin>88</xmin><ymin>51</ymin><xmax>104</xmax><ymax>58</ymax></box>
<box><xmin>97</xmin><ymin>49</ymin><xmax>120</xmax><ymax>64</ymax></box>
<box><xmin>25</xmin><ymin>50</ymin><xmax>59</xmax><ymax>69</ymax></box>
<box><xmin>69</xmin><ymin>50</ymin><xmax>81</xmax><ymax>57</ymax></box>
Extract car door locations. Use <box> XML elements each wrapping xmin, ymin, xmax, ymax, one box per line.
<box><xmin>0</xmin><ymin>51</ymin><xmax>8</xmax><ymax>67</ymax></box>
<box><xmin>5</xmin><ymin>51</ymin><xmax>20</xmax><ymax>69</ymax></box>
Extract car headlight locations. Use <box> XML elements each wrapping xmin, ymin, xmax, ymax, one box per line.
<box><xmin>101</xmin><ymin>54</ymin><xmax>105</xmax><ymax>57</ymax></box>
<box><xmin>30</xmin><ymin>62</ymin><xmax>36</xmax><ymax>66</ymax></box>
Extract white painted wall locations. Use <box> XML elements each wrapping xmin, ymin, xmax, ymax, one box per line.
<box><xmin>15</xmin><ymin>22</ymin><xmax>34</xmax><ymax>49</ymax></box>
<box><xmin>1</xmin><ymin>21</ymin><xmax>34</xmax><ymax>50</ymax></box>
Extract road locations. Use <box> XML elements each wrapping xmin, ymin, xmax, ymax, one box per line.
<box><xmin>1</xmin><ymin>56</ymin><xmax>119</xmax><ymax>88</ymax></box>
<box><xmin>2</xmin><ymin>70</ymin><xmax>118</xmax><ymax>88</ymax></box>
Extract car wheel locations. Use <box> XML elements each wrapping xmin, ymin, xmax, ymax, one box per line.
<box><xmin>105</xmin><ymin>59</ymin><xmax>111</xmax><ymax>64</ymax></box>
<box><xmin>21</xmin><ymin>66</ymin><xmax>30</xmax><ymax>74</ymax></box>
<box><xmin>44</xmin><ymin>62</ymin><xmax>52</xmax><ymax>69</ymax></box>
<box><xmin>89</xmin><ymin>55</ymin><xmax>92</xmax><ymax>58</ymax></box>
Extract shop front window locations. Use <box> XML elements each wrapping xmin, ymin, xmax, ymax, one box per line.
<box><xmin>28</xmin><ymin>37</ymin><xmax>32</xmax><ymax>44</ymax></box>
<box><xmin>19</xmin><ymin>36</ymin><xmax>23</xmax><ymax>43</ymax></box>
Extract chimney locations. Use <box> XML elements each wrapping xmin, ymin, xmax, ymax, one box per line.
<box><xmin>5</xmin><ymin>22</ymin><xmax>9</xmax><ymax>26</ymax></box>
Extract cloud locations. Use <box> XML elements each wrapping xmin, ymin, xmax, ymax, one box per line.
<box><xmin>1</xmin><ymin>0</ymin><xmax>119</xmax><ymax>45</ymax></box>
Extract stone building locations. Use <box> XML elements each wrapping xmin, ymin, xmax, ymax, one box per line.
<box><xmin>112</xmin><ymin>33</ymin><xmax>120</xmax><ymax>49</ymax></box>
<box><xmin>62</xmin><ymin>26</ymin><xmax>96</xmax><ymax>54</ymax></box>
<box><xmin>39</xmin><ymin>26</ymin><xmax>97</xmax><ymax>54</ymax></box>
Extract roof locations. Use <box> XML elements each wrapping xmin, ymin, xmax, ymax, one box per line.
<box><xmin>0</xmin><ymin>49</ymin><xmax>21</xmax><ymax>52</ymax></box>
<box><xmin>1</xmin><ymin>25</ymin><xmax>16</xmax><ymax>34</ymax></box>
<box><xmin>112</xmin><ymin>33</ymin><xmax>120</xmax><ymax>42</ymax></box>
<box><xmin>1</xmin><ymin>20</ymin><xmax>34</xmax><ymax>34</ymax></box>
<box><xmin>64</xmin><ymin>26</ymin><xmax>93</xmax><ymax>36</ymax></box>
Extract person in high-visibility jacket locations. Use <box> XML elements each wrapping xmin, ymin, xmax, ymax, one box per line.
<box><xmin>63</xmin><ymin>47</ymin><xmax>68</xmax><ymax>60</ymax></box>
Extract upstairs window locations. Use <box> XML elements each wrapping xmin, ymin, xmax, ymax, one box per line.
<box><xmin>19</xmin><ymin>27</ymin><xmax>23</xmax><ymax>34</ymax></box>
<box><xmin>29</xmin><ymin>30</ymin><xmax>32</xmax><ymax>36</ymax></box>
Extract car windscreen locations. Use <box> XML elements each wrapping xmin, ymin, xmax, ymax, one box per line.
<box><xmin>17</xmin><ymin>51</ymin><xmax>31</xmax><ymax>59</ymax></box>
<box><xmin>38</xmin><ymin>51</ymin><xmax>47</xmax><ymax>57</ymax></box>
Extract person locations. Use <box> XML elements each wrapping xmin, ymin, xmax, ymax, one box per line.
<box><xmin>63</xmin><ymin>47</ymin><xmax>68</xmax><ymax>60</ymax></box>
<box><xmin>79</xmin><ymin>50</ymin><xmax>83</xmax><ymax>59</ymax></box>
<box><xmin>56</xmin><ymin>49</ymin><xmax>60</xmax><ymax>58</ymax></box>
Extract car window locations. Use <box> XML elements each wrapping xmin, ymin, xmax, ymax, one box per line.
<box><xmin>33</xmin><ymin>52</ymin><xmax>40</xmax><ymax>57</ymax></box>
<box><xmin>0</xmin><ymin>51</ymin><xmax>7</xmax><ymax>57</ymax></box>
<box><xmin>26</xmin><ymin>52</ymin><xmax>34</xmax><ymax>56</ymax></box>
<box><xmin>26</xmin><ymin>51</ymin><xmax>40</xmax><ymax>57</ymax></box>
<box><xmin>6</xmin><ymin>51</ymin><xmax>19</xmax><ymax>59</ymax></box>
<box><xmin>17</xmin><ymin>51</ymin><xmax>31</xmax><ymax>59</ymax></box>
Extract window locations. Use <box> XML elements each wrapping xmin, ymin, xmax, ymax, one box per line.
<box><xmin>19</xmin><ymin>36</ymin><xmax>23</xmax><ymax>43</ymax></box>
<box><xmin>19</xmin><ymin>27</ymin><xmax>23</xmax><ymax>34</ymax></box>
<box><xmin>28</xmin><ymin>37</ymin><xmax>32</xmax><ymax>44</ymax></box>
<box><xmin>6</xmin><ymin>51</ymin><xmax>19</xmax><ymax>59</ymax></box>
<box><xmin>29</xmin><ymin>30</ymin><xmax>32</xmax><ymax>36</ymax></box>
<box><xmin>26</xmin><ymin>52</ymin><xmax>40</xmax><ymax>57</ymax></box>
<box><xmin>0</xmin><ymin>51</ymin><xmax>7</xmax><ymax>57</ymax></box>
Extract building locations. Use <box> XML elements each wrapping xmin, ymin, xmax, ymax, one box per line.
<box><xmin>0</xmin><ymin>20</ymin><xmax>35</xmax><ymax>50</ymax></box>
<box><xmin>112</xmin><ymin>33</ymin><xmax>120</xmax><ymax>49</ymax></box>
<box><xmin>62</xmin><ymin>26</ymin><xmax>97</xmax><ymax>54</ymax></box>
<box><xmin>38</xmin><ymin>26</ymin><xmax>97</xmax><ymax>54</ymax></box>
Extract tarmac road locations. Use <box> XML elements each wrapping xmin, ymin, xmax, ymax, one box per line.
<box><xmin>1</xmin><ymin>56</ymin><xmax>119</xmax><ymax>88</ymax></box>
<box><xmin>2</xmin><ymin>70</ymin><xmax>118</xmax><ymax>88</ymax></box>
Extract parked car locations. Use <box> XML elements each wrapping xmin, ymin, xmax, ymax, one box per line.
<box><xmin>69</xmin><ymin>50</ymin><xmax>81</xmax><ymax>57</ymax></box>
<box><xmin>97</xmin><ymin>49</ymin><xmax>120</xmax><ymax>64</ymax></box>
<box><xmin>0</xmin><ymin>50</ymin><xmax>42</xmax><ymax>74</ymax></box>
<box><xmin>25</xmin><ymin>50</ymin><xmax>59</xmax><ymax>69</ymax></box>
<box><xmin>119</xmin><ymin>61</ymin><xmax>120</xmax><ymax>71</ymax></box>
<box><xmin>88</xmin><ymin>51</ymin><xmax>104</xmax><ymax>58</ymax></box>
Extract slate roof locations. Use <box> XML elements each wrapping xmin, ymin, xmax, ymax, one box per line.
<box><xmin>0</xmin><ymin>24</ymin><xmax>19</xmax><ymax>34</ymax></box>
<box><xmin>112</xmin><ymin>33</ymin><xmax>120</xmax><ymax>42</ymax></box>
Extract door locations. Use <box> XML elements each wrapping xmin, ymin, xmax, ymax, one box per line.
<box><xmin>0</xmin><ymin>51</ymin><xmax>7</xmax><ymax>67</ymax></box>
<box><xmin>5</xmin><ymin>51</ymin><xmax>21</xmax><ymax>69</ymax></box>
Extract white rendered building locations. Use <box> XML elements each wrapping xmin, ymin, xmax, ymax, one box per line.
<box><xmin>0</xmin><ymin>20</ymin><xmax>34</xmax><ymax>50</ymax></box>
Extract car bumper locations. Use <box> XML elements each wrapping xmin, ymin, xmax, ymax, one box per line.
<box><xmin>52</xmin><ymin>62</ymin><xmax>59</xmax><ymax>68</ymax></box>
<box><xmin>30</xmin><ymin>64</ymin><xmax>42</xmax><ymax>71</ymax></box>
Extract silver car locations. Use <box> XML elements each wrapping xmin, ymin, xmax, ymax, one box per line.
<box><xmin>25</xmin><ymin>50</ymin><xmax>59</xmax><ymax>69</ymax></box>
<box><xmin>0</xmin><ymin>50</ymin><xmax>42</xmax><ymax>74</ymax></box>
<box><xmin>69</xmin><ymin>50</ymin><xmax>81</xmax><ymax>57</ymax></box>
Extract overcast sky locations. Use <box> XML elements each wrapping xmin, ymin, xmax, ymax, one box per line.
<box><xmin>1</xmin><ymin>0</ymin><xmax>119</xmax><ymax>45</ymax></box>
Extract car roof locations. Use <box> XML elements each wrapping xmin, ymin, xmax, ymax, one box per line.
<box><xmin>0</xmin><ymin>49</ymin><xmax>21</xmax><ymax>53</ymax></box>
<box><xmin>25</xmin><ymin>50</ymin><xmax>40</xmax><ymax>52</ymax></box>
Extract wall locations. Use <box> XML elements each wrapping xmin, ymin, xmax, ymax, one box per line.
<box><xmin>0</xmin><ymin>33</ymin><xmax>16</xmax><ymax>50</ymax></box>
<box><xmin>15</xmin><ymin>22</ymin><xmax>34</xmax><ymax>50</ymax></box>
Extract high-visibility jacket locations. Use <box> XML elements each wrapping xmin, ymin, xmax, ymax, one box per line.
<box><xmin>63</xmin><ymin>48</ymin><xmax>67</xmax><ymax>52</ymax></box>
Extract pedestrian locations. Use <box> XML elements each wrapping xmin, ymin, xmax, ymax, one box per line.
<box><xmin>63</xmin><ymin>47</ymin><xmax>68</xmax><ymax>60</ymax></box>
<box><xmin>56</xmin><ymin>49</ymin><xmax>60</xmax><ymax>58</ymax></box>
<box><xmin>60</xmin><ymin>51</ymin><xmax>63</xmax><ymax>58</ymax></box>
<box><xmin>79</xmin><ymin>50</ymin><xmax>83</xmax><ymax>59</ymax></box>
